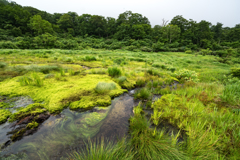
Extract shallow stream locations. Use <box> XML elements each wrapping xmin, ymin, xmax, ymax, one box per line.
<box><xmin>0</xmin><ymin>91</ymin><xmax>139</xmax><ymax>160</ymax></box>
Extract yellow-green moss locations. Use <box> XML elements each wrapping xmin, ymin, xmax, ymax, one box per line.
<box><xmin>0</xmin><ymin>74</ymin><xmax>126</xmax><ymax>113</ymax></box>
<box><xmin>27</xmin><ymin>121</ymin><xmax>39</xmax><ymax>129</ymax></box>
<box><xmin>0</xmin><ymin>109</ymin><xmax>11</xmax><ymax>124</ymax></box>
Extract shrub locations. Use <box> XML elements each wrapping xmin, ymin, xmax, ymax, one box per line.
<box><xmin>95</xmin><ymin>82</ymin><xmax>117</xmax><ymax>94</ymax></box>
<box><xmin>140</xmin><ymin>46</ymin><xmax>153</xmax><ymax>52</ymax></box>
<box><xmin>185</xmin><ymin>50</ymin><xmax>192</xmax><ymax>54</ymax></box>
<box><xmin>108</xmin><ymin>67</ymin><xmax>121</xmax><ymax>77</ymax></box>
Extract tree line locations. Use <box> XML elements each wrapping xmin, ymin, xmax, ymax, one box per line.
<box><xmin>0</xmin><ymin>0</ymin><xmax>239</xmax><ymax>51</ymax></box>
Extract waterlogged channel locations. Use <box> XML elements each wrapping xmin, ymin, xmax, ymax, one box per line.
<box><xmin>0</xmin><ymin>91</ymin><xmax>138</xmax><ymax>160</ymax></box>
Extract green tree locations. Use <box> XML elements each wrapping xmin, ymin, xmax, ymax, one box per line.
<box><xmin>29</xmin><ymin>15</ymin><xmax>53</xmax><ymax>35</ymax></box>
<box><xmin>170</xmin><ymin>15</ymin><xmax>189</xmax><ymax>37</ymax></box>
<box><xmin>57</xmin><ymin>14</ymin><xmax>73</xmax><ymax>32</ymax></box>
<box><xmin>161</xmin><ymin>25</ymin><xmax>180</xmax><ymax>43</ymax></box>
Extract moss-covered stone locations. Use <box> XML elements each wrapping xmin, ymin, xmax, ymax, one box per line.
<box><xmin>0</xmin><ymin>109</ymin><xmax>11</xmax><ymax>124</ymax></box>
<box><xmin>9</xmin><ymin>103</ymin><xmax>46</xmax><ymax>122</ymax></box>
<box><xmin>27</xmin><ymin>121</ymin><xmax>39</xmax><ymax>129</ymax></box>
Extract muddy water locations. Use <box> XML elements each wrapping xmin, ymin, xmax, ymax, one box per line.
<box><xmin>0</xmin><ymin>92</ymin><xmax>138</xmax><ymax>160</ymax></box>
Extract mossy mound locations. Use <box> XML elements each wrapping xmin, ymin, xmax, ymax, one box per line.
<box><xmin>0</xmin><ymin>74</ymin><xmax>126</xmax><ymax>113</ymax></box>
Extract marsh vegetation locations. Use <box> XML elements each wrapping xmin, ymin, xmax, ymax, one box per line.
<box><xmin>0</xmin><ymin>48</ymin><xmax>239</xmax><ymax>160</ymax></box>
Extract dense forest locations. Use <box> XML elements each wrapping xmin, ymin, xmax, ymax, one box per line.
<box><xmin>0</xmin><ymin>0</ymin><xmax>240</xmax><ymax>53</ymax></box>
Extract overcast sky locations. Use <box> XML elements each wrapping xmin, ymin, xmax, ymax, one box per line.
<box><xmin>13</xmin><ymin>0</ymin><xmax>240</xmax><ymax>27</ymax></box>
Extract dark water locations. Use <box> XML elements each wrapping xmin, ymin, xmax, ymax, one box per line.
<box><xmin>0</xmin><ymin>92</ymin><xmax>138</xmax><ymax>160</ymax></box>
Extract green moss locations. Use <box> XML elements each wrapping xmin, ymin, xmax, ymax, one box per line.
<box><xmin>0</xmin><ymin>109</ymin><xmax>11</xmax><ymax>124</ymax></box>
<box><xmin>27</xmin><ymin>121</ymin><xmax>39</xmax><ymax>129</ymax></box>
<box><xmin>0</xmin><ymin>74</ymin><xmax>126</xmax><ymax>113</ymax></box>
<box><xmin>9</xmin><ymin>103</ymin><xmax>46</xmax><ymax>122</ymax></box>
<box><xmin>0</xmin><ymin>102</ymin><xmax>11</xmax><ymax>108</ymax></box>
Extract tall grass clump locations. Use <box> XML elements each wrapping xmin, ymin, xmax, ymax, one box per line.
<box><xmin>0</xmin><ymin>62</ymin><xmax>7</xmax><ymax>69</ymax></box>
<box><xmin>68</xmin><ymin>139</ymin><xmax>134</xmax><ymax>160</ymax></box>
<box><xmin>95</xmin><ymin>82</ymin><xmax>117</xmax><ymax>94</ymax></box>
<box><xmin>117</xmin><ymin>76</ymin><xmax>127</xmax><ymax>84</ymax></box>
<box><xmin>129</xmin><ymin>105</ymin><xmax>186</xmax><ymax>160</ymax></box>
<box><xmin>108</xmin><ymin>67</ymin><xmax>121</xmax><ymax>77</ymax></box>
<box><xmin>19</xmin><ymin>76</ymin><xmax>33</xmax><ymax>86</ymax></box>
<box><xmin>135</xmin><ymin>78</ymin><xmax>145</xmax><ymax>87</ymax></box>
<box><xmin>83</xmin><ymin>56</ymin><xmax>97</xmax><ymax>61</ymax></box>
<box><xmin>18</xmin><ymin>73</ymin><xmax>43</xmax><ymax>87</ymax></box>
<box><xmin>31</xmin><ymin>72</ymin><xmax>43</xmax><ymax>87</ymax></box>
<box><xmin>68</xmin><ymin>69</ymin><xmax>75</xmax><ymax>76</ymax></box>
<box><xmin>221</xmin><ymin>77</ymin><xmax>240</xmax><ymax>105</ymax></box>
<box><xmin>134</xmin><ymin>88</ymin><xmax>152</xmax><ymax>100</ymax></box>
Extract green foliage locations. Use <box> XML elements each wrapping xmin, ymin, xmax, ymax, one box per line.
<box><xmin>108</xmin><ymin>67</ymin><xmax>121</xmax><ymax>77</ymax></box>
<box><xmin>95</xmin><ymin>82</ymin><xmax>117</xmax><ymax>94</ymax></box>
<box><xmin>185</xmin><ymin>50</ymin><xmax>192</xmax><ymax>54</ymax></box>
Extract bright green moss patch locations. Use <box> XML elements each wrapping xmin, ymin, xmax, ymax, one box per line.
<box><xmin>9</xmin><ymin>103</ymin><xmax>46</xmax><ymax>122</ymax></box>
<box><xmin>27</xmin><ymin>121</ymin><xmax>39</xmax><ymax>129</ymax></box>
<box><xmin>0</xmin><ymin>102</ymin><xmax>11</xmax><ymax>108</ymax></box>
<box><xmin>0</xmin><ymin>74</ymin><xmax>126</xmax><ymax>113</ymax></box>
<box><xmin>0</xmin><ymin>109</ymin><xmax>11</xmax><ymax>124</ymax></box>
